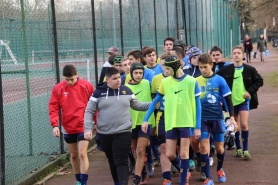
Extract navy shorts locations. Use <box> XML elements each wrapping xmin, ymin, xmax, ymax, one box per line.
<box><xmin>199</xmin><ymin>120</ymin><xmax>225</xmax><ymax>142</ymax></box>
<box><xmin>132</xmin><ymin>125</ymin><xmax>150</xmax><ymax>139</ymax></box>
<box><xmin>166</xmin><ymin>128</ymin><xmax>193</xmax><ymax>140</ymax></box>
<box><xmin>234</xmin><ymin>100</ymin><xmax>249</xmax><ymax>114</ymax></box>
<box><xmin>158</xmin><ymin>112</ymin><xmax>165</xmax><ymax>136</ymax></box>
<box><xmin>64</xmin><ymin>133</ymin><xmax>86</xmax><ymax>144</ymax></box>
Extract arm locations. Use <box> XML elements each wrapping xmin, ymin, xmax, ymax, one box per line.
<box><xmin>130</xmin><ymin>95</ymin><xmax>151</xmax><ymax>111</ymax></box>
<box><xmin>49</xmin><ymin>88</ymin><xmax>60</xmax><ymax>128</ymax></box>
<box><xmin>84</xmin><ymin>97</ymin><xmax>97</xmax><ymax>140</ymax></box>
<box><xmin>99</xmin><ymin>67</ymin><xmax>107</xmax><ymax>83</ymax></box>
<box><xmin>246</xmin><ymin>67</ymin><xmax>264</xmax><ymax>94</ymax></box>
<box><xmin>224</xmin><ymin>95</ymin><xmax>238</xmax><ymax>131</ymax></box>
<box><xmin>195</xmin><ymin>96</ymin><xmax>201</xmax><ymax>130</ymax></box>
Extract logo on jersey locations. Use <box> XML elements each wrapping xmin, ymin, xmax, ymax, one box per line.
<box><xmin>207</xmin><ymin>93</ymin><xmax>216</xmax><ymax>103</ymax></box>
<box><xmin>63</xmin><ymin>92</ymin><xmax>69</xmax><ymax>97</ymax></box>
<box><xmin>174</xmin><ymin>90</ymin><xmax>183</xmax><ymax>94</ymax></box>
<box><xmin>122</xmin><ymin>90</ymin><xmax>126</xmax><ymax>94</ymax></box>
<box><xmin>213</xmin><ymin>87</ymin><xmax>219</xmax><ymax>92</ymax></box>
<box><xmin>135</xmin><ymin>91</ymin><xmax>142</xmax><ymax>96</ymax></box>
<box><xmin>201</xmin><ymin>86</ymin><xmax>205</xmax><ymax>92</ymax></box>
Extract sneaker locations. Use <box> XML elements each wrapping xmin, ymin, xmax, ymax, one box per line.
<box><xmin>140</xmin><ymin>174</ymin><xmax>149</xmax><ymax>185</ymax></box>
<box><xmin>129</xmin><ymin>161</ymin><xmax>135</xmax><ymax>174</ymax></box>
<box><xmin>195</xmin><ymin>158</ymin><xmax>201</xmax><ymax>172</ymax></box>
<box><xmin>204</xmin><ymin>178</ymin><xmax>214</xmax><ymax>185</ymax></box>
<box><xmin>132</xmin><ymin>177</ymin><xmax>140</xmax><ymax>185</ymax></box>
<box><xmin>200</xmin><ymin>170</ymin><xmax>206</xmax><ymax>181</ymax></box>
<box><xmin>235</xmin><ymin>149</ymin><xmax>243</xmax><ymax>158</ymax></box>
<box><xmin>227</xmin><ymin>145</ymin><xmax>235</xmax><ymax>150</ymax></box>
<box><xmin>209</xmin><ymin>157</ymin><xmax>213</xmax><ymax>167</ymax></box>
<box><xmin>171</xmin><ymin>165</ymin><xmax>179</xmax><ymax>175</ymax></box>
<box><xmin>243</xmin><ymin>150</ymin><xmax>251</xmax><ymax>160</ymax></box>
<box><xmin>189</xmin><ymin>159</ymin><xmax>195</xmax><ymax>171</ymax></box>
<box><xmin>147</xmin><ymin>163</ymin><xmax>154</xmax><ymax>176</ymax></box>
<box><xmin>153</xmin><ymin>159</ymin><xmax>160</xmax><ymax>166</ymax></box>
<box><xmin>217</xmin><ymin>168</ymin><xmax>226</xmax><ymax>182</ymax></box>
<box><xmin>76</xmin><ymin>182</ymin><xmax>81</xmax><ymax>185</ymax></box>
<box><xmin>162</xmin><ymin>179</ymin><xmax>172</xmax><ymax>185</ymax></box>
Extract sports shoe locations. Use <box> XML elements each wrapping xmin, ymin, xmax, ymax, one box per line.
<box><xmin>195</xmin><ymin>158</ymin><xmax>201</xmax><ymax>172</ymax></box>
<box><xmin>147</xmin><ymin>163</ymin><xmax>154</xmax><ymax>176</ymax></box>
<box><xmin>200</xmin><ymin>170</ymin><xmax>206</xmax><ymax>181</ymax></box>
<box><xmin>140</xmin><ymin>174</ymin><xmax>149</xmax><ymax>185</ymax></box>
<box><xmin>76</xmin><ymin>182</ymin><xmax>81</xmax><ymax>185</ymax></box>
<box><xmin>189</xmin><ymin>159</ymin><xmax>195</xmax><ymax>171</ymax></box>
<box><xmin>132</xmin><ymin>177</ymin><xmax>140</xmax><ymax>185</ymax></box>
<box><xmin>227</xmin><ymin>145</ymin><xmax>235</xmax><ymax>150</ymax></box>
<box><xmin>162</xmin><ymin>179</ymin><xmax>172</xmax><ymax>185</ymax></box>
<box><xmin>235</xmin><ymin>149</ymin><xmax>243</xmax><ymax>158</ymax></box>
<box><xmin>129</xmin><ymin>161</ymin><xmax>135</xmax><ymax>174</ymax></box>
<box><xmin>243</xmin><ymin>150</ymin><xmax>251</xmax><ymax>160</ymax></box>
<box><xmin>217</xmin><ymin>168</ymin><xmax>226</xmax><ymax>182</ymax></box>
<box><xmin>204</xmin><ymin>178</ymin><xmax>214</xmax><ymax>185</ymax></box>
<box><xmin>171</xmin><ymin>165</ymin><xmax>179</xmax><ymax>175</ymax></box>
<box><xmin>153</xmin><ymin>159</ymin><xmax>160</xmax><ymax>166</ymax></box>
<box><xmin>209</xmin><ymin>157</ymin><xmax>213</xmax><ymax>167</ymax></box>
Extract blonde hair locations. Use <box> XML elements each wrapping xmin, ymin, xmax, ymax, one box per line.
<box><xmin>232</xmin><ymin>45</ymin><xmax>244</xmax><ymax>54</ymax></box>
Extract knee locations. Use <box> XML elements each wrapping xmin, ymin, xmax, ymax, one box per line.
<box><xmin>136</xmin><ymin>147</ymin><xmax>146</xmax><ymax>157</ymax></box>
<box><xmin>78</xmin><ymin>151</ymin><xmax>88</xmax><ymax>161</ymax></box>
<box><xmin>216</xmin><ymin>146</ymin><xmax>224</xmax><ymax>154</ymax></box>
<box><xmin>70</xmin><ymin>152</ymin><xmax>79</xmax><ymax>161</ymax></box>
<box><xmin>166</xmin><ymin>151</ymin><xmax>176</xmax><ymax>161</ymax></box>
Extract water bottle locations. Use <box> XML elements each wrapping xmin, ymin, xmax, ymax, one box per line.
<box><xmin>246</xmin><ymin>98</ymin><xmax>250</xmax><ymax>111</ymax></box>
<box><xmin>265</xmin><ymin>50</ymin><xmax>269</xmax><ymax>57</ymax></box>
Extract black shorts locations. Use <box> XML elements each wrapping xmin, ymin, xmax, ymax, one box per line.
<box><xmin>64</xmin><ymin>133</ymin><xmax>86</xmax><ymax>143</ymax></box>
<box><xmin>132</xmin><ymin>125</ymin><xmax>150</xmax><ymax>139</ymax></box>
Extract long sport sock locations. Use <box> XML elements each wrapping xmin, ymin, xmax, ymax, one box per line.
<box><xmin>217</xmin><ymin>152</ymin><xmax>225</xmax><ymax>171</ymax></box>
<box><xmin>179</xmin><ymin>159</ymin><xmax>189</xmax><ymax>185</ymax></box>
<box><xmin>242</xmin><ymin>130</ymin><xmax>249</xmax><ymax>151</ymax></box>
<box><xmin>162</xmin><ymin>171</ymin><xmax>171</xmax><ymax>181</ymax></box>
<box><xmin>170</xmin><ymin>155</ymin><xmax>181</xmax><ymax>172</ymax></box>
<box><xmin>133</xmin><ymin>175</ymin><xmax>141</xmax><ymax>183</ymax></box>
<box><xmin>200</xmin><ymin>154</ymin><xmax>211</xmax><ymax>179</ymax></box>
<box><xmin>235</xmin><ymin>131</ymin><xmax>241</xmax><ymax>149</ymax></box>
<box><xmin>150</xmin><ymin>135</ymin><xmax>160</xmax><ymax>160</ymax></box>
<box><xmin>75</xmin><ymin>173</ymin><xmax>81</xmax><ymax>182</ymax></box>
<box><xmin>80</xmin><ymin>174</ymin><xmax>88</xmax><ymax>185</ymax></box>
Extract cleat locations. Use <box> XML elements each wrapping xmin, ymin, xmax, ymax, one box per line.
<box><xmin>235</xmin><ymin>149</ymin><xmax>243</xmax><ymax>158</ymax></box>
<box><xmin>243</xmin><ymin>151</ymin><xmax>251</xmax><ymax>160</ymax></box>
<box><xmin>189</xmin><ymin>159</ymin><xmax>195</xmax><ymax>171</ymax></box>
<box><xmin>204</xmin><ymin>178</ymin><xmax>214</xmax><ymax>185</ymax></box>
<box><xmin>153</xmin><ymin>159</ymin><xmax>160</xmax><ymax>167</ymax></box>
<box><xmin>200</xmin><ymin>171</ymin><xmax>206</xmax><ymax>181</ymax></box>
<box><xmin>217</xmin><ymin>168</ymin><xmax>226</xmax><ymax>182</ymax></box>
<box><xmin>162</xmin><ymin>179</ymin><xmax>172</xmax><ymax>185</ymax></box>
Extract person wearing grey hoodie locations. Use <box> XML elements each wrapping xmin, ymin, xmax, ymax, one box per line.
<box><xmin>257</xmin><ymin>34</ymin><xmax>267</xmax><ymax>62</ymax></box>
<box><xmin>84</xmin><ymin>67</ymin><xmax>150</xmax><ymax>185</ymax></box>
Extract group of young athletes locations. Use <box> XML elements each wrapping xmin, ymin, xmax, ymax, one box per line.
<box><xmin>48</xmin><ymin>36</ymin><xmax>263</xmax><ymax>185</ymax></box>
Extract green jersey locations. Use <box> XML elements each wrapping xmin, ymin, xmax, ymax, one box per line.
<box><xmin>232</xmin><ymin>67</ymin><xmax>246</xmax><ymax>106</ymax></box>
<box><xmin>126</xmin><ymin>79</ymin><xmax>155</xmax><ymax>128</ymax></box>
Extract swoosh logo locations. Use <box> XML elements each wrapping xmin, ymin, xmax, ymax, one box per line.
<box><xmin>174</xmin><ymin>90</ymin><xmax>183</xmax><ymax>94</ymax></box>
<box><xmin>234</xmin><ymin>76</ymin><xmax>240</xmax><ymax>79</ymax></box>
<box><xmin>135</xmin><ymin>91</ymin><xmax>142</xmax><ymax>96</ymax></box>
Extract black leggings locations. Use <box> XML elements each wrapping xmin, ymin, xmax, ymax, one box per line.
<box><xmin>99</xmin><ymin>132</ymin><xmax>131</xmax><ymax>185</ymax></box>
<box><xmin>246</xmin><ymin>50</ymin><xmax>251</xmax><ymax>62</ymax></box>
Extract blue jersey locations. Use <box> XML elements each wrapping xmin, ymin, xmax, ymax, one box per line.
<box><xmin>183</xmin><ymin>56</ymin><xmax>191</xmax><ymax>67</ymax></box>
<box><xmin>146</xmin><ymin>64</ymin><xmax>163</xmax><ymax>76</ymax></box>
<box><xmin>196</xmin><ymin>74</ymin><xmax>231</xmax><ymax>120</ymax></box>
<box><xmin>144</xmin><ymin>68</ymin><xmax>155</xmax><ymax>84</ymax></box>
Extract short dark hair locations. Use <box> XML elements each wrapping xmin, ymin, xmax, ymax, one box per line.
<box><xmin>210</xmin><ymin>46</ymin><xmax>222</xmax><ymax>54</ymax></box>
<box><xmin>172</xmin><ymin>47</ymin><xmax>185</xmax><ymax>58</ymax></box>
<box><xmin>198</xmin><ymin>53</ymin><xmax>213</xmax><ymax>64</ymax></box>
<box><xmin>142</xmin><ymin>47</ymin><xmax>156</xmax><ymax>57</ymax></box>
<box><xmin>160</xmin><ymin>52</ymin><xmax>171</xmax><ymax>60</ymax></box>
<box><xmin>63</xmin><ymin>64</ymin><xmax>77</xmax><ymax>77</ymax></box>
<box><xmin>105</xmin><ymin>67</ymin><xmax>119</xmax><ymax>78</ymax></box>
<box><xmin>164</xmin><ymin>37</ymin><xmax>175</xmax><ymax>46</ymax></box>
<box><xmin>142</xmin><ymin>46</ymin><xmax>150</xmax><ymax>53</ymax></box>
<box><xmin>127</xmin><ymin>50</ymin><xmax>146</xmax><ymax>65</ymax></box>
<box><xmin>173</xmin><ymin>40</ymin><xmax>185</xmax><ymax>51</ymax></box>
<box><xmin>108</xmin><ymin>54</ymin><xmax>118</xmax><ymax>65</ymax></box>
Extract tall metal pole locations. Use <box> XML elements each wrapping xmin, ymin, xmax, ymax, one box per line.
<box><xmin>175</xmin><ymin>0</ymin><xmax>179</xmax><ymax>38</ymax></box>
<box><xmin>112</xmin><ymin>0</ymin><xmax>117</xmax><ymax>46</ymax></box>
<box><xmin>166</xmin><ymin>0</ymin><xmax>169</xmax><ymax>36</ymax></box>
<box><xmin>0</xmin><ymin>58</ymin><xmax>5</xmax><ymax>185</ymax></box>
<box><xmin>181</xmin><ymin>0</ymin><xmax>187</xmax><ymax>44</ymax></box>
<box><xmin>20</xmin><ymin>0</ymin><xmax>33</xmax><ymax>156</ymax></box>
<box><xmin>119</xmin><ymin>0</ymin><xmax>124</xmax><ymax>55</ymax></box>
<box><xmin>91</xmin><ymin>0</ymin><xmax>99</xmax><ymax>84</ymax></box>
<box><xmin>153</xmin><ymin>0</ymin><xmax>158</xmax><ymax>53</ymax></box>
<box><xmin>50</xmin><ymin>0</ymin><xmax>64</xmax><ymax>154</ymax></box>
<box><xmin>137</xmin><ymin>0</ymin><xmax>142</xmax><ymax>50</ymax></box>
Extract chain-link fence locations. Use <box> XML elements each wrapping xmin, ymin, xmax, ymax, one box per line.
<box><xmin>0</xmin><ymin>0</ymin><xmax>240</xmax><ymax>184</ymax></box>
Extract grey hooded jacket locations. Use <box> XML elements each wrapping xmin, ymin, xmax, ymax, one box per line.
<box><xmin>257</xmin><ymin>38</ymin><xmax>267</xmax><ymax>52</ymax></box>
<box><xmin>84</xmin><ymin>82</ymin><xmax>150</xmax><ymax>134</ymax></box>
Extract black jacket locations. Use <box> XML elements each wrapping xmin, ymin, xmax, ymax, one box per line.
<box><xmin>217</xmin><ymin>64</ymin><xmax>263</xmax><ymax>110</ymax></box>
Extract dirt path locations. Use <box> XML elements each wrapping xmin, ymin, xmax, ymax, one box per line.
<box><xmin>45</xmin><ymin>47</ymin><xmax>278</xmax><ymax>185</ymax></box>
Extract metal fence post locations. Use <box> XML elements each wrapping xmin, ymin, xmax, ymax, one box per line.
<box><xmin>50</xmin><ymin>0</ymin><xmax>64</xmax><ymax>154</ymax></box>
<box><xmin>137</xmin><ymin>0</ymin><xmax>142</xmax><ymax>50</ymax></box>
<box><xmin>91</xmin><ymin>0</ymin><xmax>99</xmax><ymax>85</ymax></box>
<box><xmin>119</xmin><ymin>0</ymin><xmax>124</xmax><ymax>55</ymax></box>
<box><xmin>0</xmin><ymin>59</ymin><xmax>5</xmax><ymax>185</ymax></box>
<box><xmin>153</xmin><ymin>0</ymin><xmax>158</xmax><ymax>53</ymax></box>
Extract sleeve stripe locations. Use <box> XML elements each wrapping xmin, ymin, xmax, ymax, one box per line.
<box><xmin>195</xmin><ymin>92</ymin><xmax>201</xmax><ymax>97</ymax></box>
<box><xmin>223</xmin><ymin>92</ymin><xmax>232</xmax><ymax>97</ymax></box>
<box><xmin>90</xmin><ymin>97</ymin><xmax>98</xmax><ymax>102</ymax></box>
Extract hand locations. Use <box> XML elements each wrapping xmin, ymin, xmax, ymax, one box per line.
<box><xmin>155</xmin><ymin>102</ymin><xmax>160</xmax><ymax>109</ymax></box>
<box><xmin>229</xmin><ymin>117</ymin><xmax>238</xmax><ymax>131</ymax></box>
<box><xmin>152</xmin><ymin>127</ymin><xmax>157</xmax><ymax>136</ymax></box>
<box><xmin>53</xmin><ymin>127</ymin><xmax>60</xmax><ymax>137</ymax></box>
<box><xmin>84</xmin><ymin>131</ymin><xmax>93</xmax><ymax>140</ymax></box>
<box><xmin>243</xmin><ymin>91</ymin><xmax>251</xmax><ymax>99</ymax></box>
<box><xmin>93</xmin><ymin>125</ymin><xmax>97</xmax><ymax>134</ymax></box>
<box><xmin>141</xmin><ymin>122</ymin><xmax>149</xmax><ymax>133</ymax></box>
<box><xmin>194</xmin><ymin>129</ymin><xmax>201</xmax><ymax>139</ymax></box>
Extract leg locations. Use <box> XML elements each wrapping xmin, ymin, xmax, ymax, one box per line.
<box><xmin>99</xmin><ymin>134</ymin><xmax>119</xmax><ymax>183</ymax></box>
<box><xmin>179</xmin><ymin>137</ymin><xmax>191</xmax><ymax>185</ymax></box>
<box><xmin>239</xmin><ymin>110</ymin><xmax>251</xmax><ymax>159</ymax></box>
<box><xmin>214</xmin><ymin>133</ymin><xmax>226</xmax><ymax>183</ymax></box>
<box><xmin>78</xmin><ymin>139</ymin><xmax>89</xmax><ymax>185</ymax></box>
<box><xmin>66</xmin><ymin>143</ymin><xmax>81</xmax><ymax>182</ymax></box>
<box><xmin>112</xmin><ymin>132</ymin><xmax>131</xmax><ymax>185</ymax></box>
<box><xmin>200</xmin><ymin>138</ymin><xmax>211</xmax><ymax>180</ymax></box>
<box><xmin>134</xmin><ymin>137</ymin><xmax>149</xmax><ymax>177</ymax></box>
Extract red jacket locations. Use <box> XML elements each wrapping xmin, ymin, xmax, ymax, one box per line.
<box><xmin>49</xmin><ymin>78</ymin><xmax>96</xmax><ymax>134</ymax></box>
